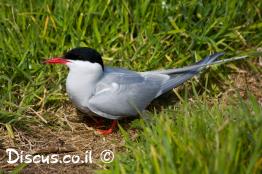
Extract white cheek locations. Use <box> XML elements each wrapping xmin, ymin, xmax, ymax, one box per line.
<box><xmin>67</xmin><ymin>61</ymin><xmax>102</xmax><ymax>73</ymax></box>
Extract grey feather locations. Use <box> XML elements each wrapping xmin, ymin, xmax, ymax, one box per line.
<box><xmin>64</xmin><ymin>52</ymin><xmax>248</xmax><ymax>120</ymax></box>
<box><xmin>155</xmin><ymin>53</ymin><xmax>224</xmax><ymax>96</ymax></box>
<box><xmin>86</xmin><ymin>53</ymin><xmax>224</xmax><ymax>119</ymax></box>
<box><xmin>87</xmin><ymin>68</ymin><xmax>169</xmax><ymax>119</ymax></box>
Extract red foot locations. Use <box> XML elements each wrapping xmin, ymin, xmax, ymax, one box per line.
<box><xmin>97</xmin><ymin>120</ymin><xmax>118</xmax><ymax>135</ymax></box>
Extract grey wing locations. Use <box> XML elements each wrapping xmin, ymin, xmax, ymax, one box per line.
<box><xmin>151</xmin><ymin>53</ymin><xmax>224</xmax><ymax>96</ymax></box>
<box><xmin>87</xmin><ymin>70</ymin><xmax>168</xmax><ymax>119</ymax></box>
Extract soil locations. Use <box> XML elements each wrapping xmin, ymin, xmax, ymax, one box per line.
<box><xmin>0</xmin><ymin>60</ymin><xmax>261</xmax><ymax>174</ymax></box>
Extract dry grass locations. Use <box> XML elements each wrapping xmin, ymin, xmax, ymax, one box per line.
<box><xmin>0</xmin><ymin>103</ymin><xmax>139</xmax><ymax>173</ymax></box>
<box><xmin>0</xmin><ymin>63</ymin><xmax>261</xmax><ymax>173</ymax></box>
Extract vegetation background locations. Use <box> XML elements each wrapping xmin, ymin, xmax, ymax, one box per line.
<box><xmin>0</xmin><ymin>0</ymin><xmax>261</xmax><ymax>173</ymax></box>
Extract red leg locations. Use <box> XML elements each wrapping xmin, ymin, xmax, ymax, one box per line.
<box><xmin>96</xmin><ymin>120</ymin><xmax>118</xmax><ymax>135</ymax></box>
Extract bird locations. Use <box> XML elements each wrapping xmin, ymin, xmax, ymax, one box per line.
<box><xmin>45</xmin><ymin>47</ymin><xmax>248</xmax><ymax>135</ymax></box>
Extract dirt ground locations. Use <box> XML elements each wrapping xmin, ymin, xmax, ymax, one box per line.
<box><xmin>0</xmin><ymin>104</ymin><xmax>141</xmax><ymax>173</ymax></box>
<box><xmin>0</xmin><ymin>61</ymin><xmax>261</xmax><ymax>173</ymax></box>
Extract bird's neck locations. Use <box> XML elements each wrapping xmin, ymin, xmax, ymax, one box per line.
<box><xmin>66</xmin><ymin>68</ymin><xmax>103</xmax><ymax>106</ymax></box>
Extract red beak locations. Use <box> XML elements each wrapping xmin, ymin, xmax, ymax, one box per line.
<box><xmin>44</xmin><ymin>57</ymin><xmax>70</xmax><ymax>64</ymax></box>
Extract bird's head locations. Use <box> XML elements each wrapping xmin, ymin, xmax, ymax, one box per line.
<box><xmin>44</xmin><ymin>47</ymin><xmax>104</xmax><ymax>72</ymax></box>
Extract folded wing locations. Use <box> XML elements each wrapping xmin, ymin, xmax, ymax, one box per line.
<box><xmin>154</xmin><ymin>53</ymin><xmax>224</xmax><ymax>96</ymax></box>
<box><xmin>87</xmin><ymin>68</ymin><xmax>168</xmax><ymax>119</ymax></box>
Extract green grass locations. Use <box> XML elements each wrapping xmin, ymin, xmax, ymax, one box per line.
<box><xmin>106</xmin><ymin>95</ymin><xmax>262</xmax><ymax>174</ymax></box>
<box><xmin>0</xmin><ymin>0</ymin><xmax>261</xmax><ymax>173</ymax></box>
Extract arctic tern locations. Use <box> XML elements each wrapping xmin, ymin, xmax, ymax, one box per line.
<box><xmin>45</xmin><ymin>47</ymin><xmax>248</xmax><ymax>134</ymax></box>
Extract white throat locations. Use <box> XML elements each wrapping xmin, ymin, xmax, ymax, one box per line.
<box><xmin>65</xmin><ymin>60</ymin><xmax>103</xmax><ymax>107</ymax></box>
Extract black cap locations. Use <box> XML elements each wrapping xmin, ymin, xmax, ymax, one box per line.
<box><xmin>64</xmin><ymin>47</ymin><xmax>104</xmax><ymax>70</ymax></box>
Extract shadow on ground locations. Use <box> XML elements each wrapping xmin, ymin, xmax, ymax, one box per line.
<box><xmin>0</xmin><ymin>66</ymin><xmax>261</xmax><ymax>173</ymax></box>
